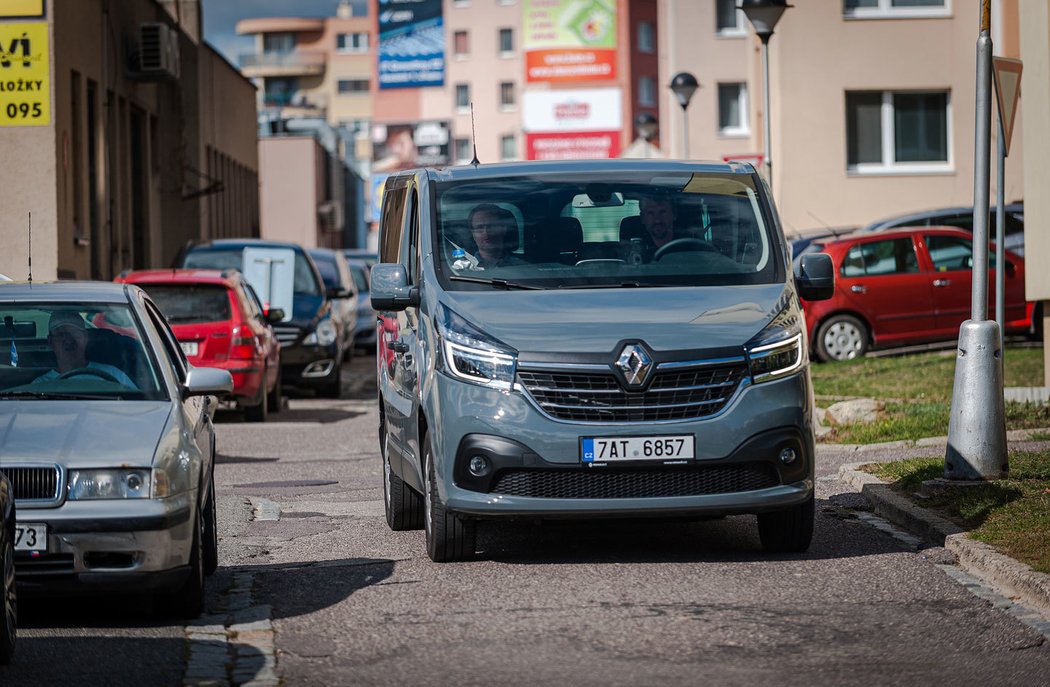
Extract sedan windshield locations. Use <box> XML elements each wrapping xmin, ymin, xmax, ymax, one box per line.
<box><xmin>0</xmin><ymin>303</ymin><xmax>165</xmax><ymax>400</ymax></box>
<box><xmin>434</xmin><ymin>171</ymin><xmax>781</xmax><ymax>289</ymax></box>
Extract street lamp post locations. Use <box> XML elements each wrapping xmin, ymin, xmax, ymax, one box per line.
<box><xmin>635</xmin><ymin>112</ymin><xmax>658</xmax><ymax>157</ymax></box>
<box><xmin>669</xmin><ymin>72</ymin><xmax>698</xmax><ymax>160</ymax></box>
<box><xmin>740</xmin><ymin>0</ymin><xmax>792</xmax><ymax>189</ymax></box>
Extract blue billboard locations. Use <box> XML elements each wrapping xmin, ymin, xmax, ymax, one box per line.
<box><xmin>378</xmin><ymin>0</ymin><xmax>445</xmax><ymax>89</ymax></box>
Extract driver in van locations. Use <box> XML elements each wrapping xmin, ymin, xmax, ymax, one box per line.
<box><xmin>33</xmin><ymin>311</ymin><xmax>136</xmax><ymax>387</ymax></box>
<box><xmin>468</xmin><ymin>204</ymin><xmax>526</xmax><ymax>268</ymax></box>
<box><xmin>639</xmin><ymin>195</ymin><xmax>678</xmax><ymax>250</ymax></box>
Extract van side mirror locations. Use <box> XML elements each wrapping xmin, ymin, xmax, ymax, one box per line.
<box><xmin>796</xmin><ymin>253</ymin><xmax>835</xmax><ymax>301</ymax></box>
<box><xmin>370</xmin><ymin>264</ymin><xmax>420</xmax><ymax>311</ymax></box>
<box><xmin>265</xmin><ymin>308</ymin><xmax>285</xmax><ymax>323</ymax></box>
<box><xmin>326</xmin><ymin>286</ymin><xmax>351</xmax><ymax>299</ymax></box>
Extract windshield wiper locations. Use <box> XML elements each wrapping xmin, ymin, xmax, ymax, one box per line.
<box><xmin>0</xmin><ymin>390</ymin><xmax>117</xmax><ymax>400</ymax></box>
<box><xmin>557</xmin><ymin>281</ymin><xmax>671</xmax><ymax>290</ymax></box>
<box><xmin>449</xmin><ymin>276</ymin><xmax>546</xmax><ymax>290</ymax></box>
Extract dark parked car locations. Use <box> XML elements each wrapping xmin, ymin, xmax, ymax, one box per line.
<box><xmin>308</xmin><ymin>248</ymin><xmax>359</xmax><ymax>361</ymax></box>
<box><xmin>346</xmin><ymin>258</ymin><xmax>376</xmax><ymax>350</ymax></box>
<box><xmin>802</xmin><ymin>226</ymin><xmax>1032</xmax><ymax>361</ymax></box>
<box><xmin>342</xmin><ymin>248</ymin><xmax>378</xmax><ymax>267</ymax></box>
<box><xmin>860</xmin><ymin>203</ymin><xmax>1025</xmax><ymax>256</ymax></box>
<box><xmin>0</xmin><ymin>470</ymin><xmax>14</xmax><ymax>664</ymax></box>
<box><xmin>174</xmin><ymin>239</ymin><xmax>344</xmax><ymax>397</ymax></box>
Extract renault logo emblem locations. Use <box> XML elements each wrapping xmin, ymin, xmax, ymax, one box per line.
<box><xmin>615</xmin><ymin>343</ymin><xmax>653</xmax><ymax>387</ymax></box>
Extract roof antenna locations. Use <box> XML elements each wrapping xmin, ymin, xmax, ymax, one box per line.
<box><xmin>27</xmin><ymin>211</ymin><xmax>32</xmax><ymax>284</ymax></box>
<box><xmin>469</xmin><ymin>102</ymin><xmax>480</xmax><ymax>167</ymax></box>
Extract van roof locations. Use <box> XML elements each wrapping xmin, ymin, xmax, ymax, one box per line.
<box><xmin>387</xmin><ymin>159</ymin><xmax>758</xmax><ymax>185</ymax></box>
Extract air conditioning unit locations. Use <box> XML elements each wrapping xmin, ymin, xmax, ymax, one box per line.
<box><xmin>137</xmin><ymin>23</ymin><xmax>180</xmax><ymax>80</ymax></box>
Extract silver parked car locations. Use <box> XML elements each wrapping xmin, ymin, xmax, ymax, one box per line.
<box><xmin>0</xmin><ymin>282</ymin><xmax>232</xmax><ymax>617</ymax></box>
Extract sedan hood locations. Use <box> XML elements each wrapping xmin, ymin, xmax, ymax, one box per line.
<box><xmin>0</xmin><ymin>401</ymin><xmax>173</xmax><ymax>468</ymax></box>
<box><xmin>442</xmin><ymin>284</ymin><xmax>789</xmax><ymax>354</ymax></box>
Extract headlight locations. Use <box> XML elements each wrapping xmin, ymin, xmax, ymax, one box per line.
<box><xmin>746</xmin><ymin>303</ymin><xmax>805</xmax><ymax>383</ymax></box>
<box><xmin>68</xmin><ymin>469</ymin><xmax>151</xmax><ymax>500</ymax></box>
<box><xmin>436</xmin><ymin>304</ymin><xmax>517</xmax><ymax>390</ymax></box>
<box><xmin>304</xmin><ymin>318</ymin><xmax>338</xmax><ymax>346</ymax></box>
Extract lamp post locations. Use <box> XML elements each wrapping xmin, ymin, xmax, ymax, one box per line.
<box><xmin>635</xmin><ymin>112</ymin><xmax>658</xmax><ymax>157</ymax></box>
<box><xmin>740</xmin><ymin>0</ymin><xmax>791</xmax><ymax>189</ymax></box>
<box><xmin>669</xmin><ymin>72</ymin><xmax>698</xmax><ymax>159</ymax></box>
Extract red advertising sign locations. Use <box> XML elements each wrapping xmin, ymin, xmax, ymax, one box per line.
<box><xmin>525</xmin><ymin>49</ymin><xmax>617</xmax><ymax>83</ymax></box>
<box><xmin>526</xmin><ymin>131</ymin><xmax>621</xmax><ymax>161</ymax></box>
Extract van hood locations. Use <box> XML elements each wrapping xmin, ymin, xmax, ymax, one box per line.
<box><xmin>441</xmin><ymin>284</ymin><xmax>790</xmax><ymax>354</ymax></box>
<box><xmin>0</xmin><ymin>401</ymin><xmax>172</xmax><ymax>468</ymax></box>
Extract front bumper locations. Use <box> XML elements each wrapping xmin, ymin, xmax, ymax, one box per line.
<box><xmin>426</xmin><ymin>370</ymin><xmax>815</xmax><ymax>519</ymax></box>
<box><xmin>14</xmin><ymin>494</ymin><xmax>195</xmax><ymax>593</ymax></box>
<box><xmin>280</xmin><ymin>340</ymin><xmax>340</xmax><ymax>388</ymax></box>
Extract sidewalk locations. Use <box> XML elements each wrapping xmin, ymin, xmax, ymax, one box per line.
<box><xmin>825</xmin><ymin>428</ymin><xmax>1050</xmax><ymax>616</ymax></box>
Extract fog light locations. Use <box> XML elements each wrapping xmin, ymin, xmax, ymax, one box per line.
<box><xmin>779</xmin><ymin>448</ymin><xmax>797</xmax><ymax>465</ymax></box>
<box><xmin>468</xmin><ymin>455</ymin><xmax>490</xmax><ymax>477</ymax></box>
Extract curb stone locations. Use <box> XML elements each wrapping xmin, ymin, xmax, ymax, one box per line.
<box><xmin>838</xmin><ymin>462</ymin><xmax>1050</xmax><ymax>616</ymax></box>
<box><xmin>818</xmin><ymin>426</ymin><xmax>1050</xmax><ymax>452</ymax></box>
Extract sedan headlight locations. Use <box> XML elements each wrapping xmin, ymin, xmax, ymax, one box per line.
<box><xmin>68</xmin><ymin>469</ymin><xmax>151</xmax><ymax>500</ymax></box>
<box><xmin>436</xmin><ymin>304</ymin><xmax>517</xmax><ymax>390</ymax></box>
<box><xmin>746</xmin><ymin>303</ymin><xmax>805</xmax><ymax>383</ymax></box>
<box><xmin>304</xmin><ymin>318</ymin><xmax>338</xmax><ymax>346</ymax></box>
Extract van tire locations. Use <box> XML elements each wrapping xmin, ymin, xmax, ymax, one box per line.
<box><xmin>422</xmin><ymin>432</ymin><xmax>476</xmax><ymax>562</ymax></box>
<box><xmin>382</xmin><ymin>415</ymin><xmax>423</xmax><ymax>531</ymax></box>
<box><xmin>0</xmin><ymin>532</ymin><xmax>15</xmax><ymax>666</ymax></box>
<box><xmin>757</xmin><ymin>496</ymin><xmax>814</xmax><ymax>553</ymax></box>
<box><xmin>815</xmin><ymin>314</ymin><xmax>868</xmax><ymax>362</ymax></box>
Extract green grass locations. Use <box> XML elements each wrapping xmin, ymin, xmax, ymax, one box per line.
<box><xmin>814</xmin><ymin>346</ymin><xmax>1048</xmax><ymax>444</ymax></box>
<box><xmin>867</xmin><ymin>450</ymin><xmax>1050</xmax><ymax>574</ymax></box>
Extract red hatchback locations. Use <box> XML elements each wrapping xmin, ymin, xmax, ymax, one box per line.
<box><xmin>802</xmin><ymin>226</ymin><xmax>1032</xmax><ymax>361</ymax></box>
<box><xmin>116</xmin><ymin>269</ymin><xmax>283</xmax><ymax>420</ymax></box>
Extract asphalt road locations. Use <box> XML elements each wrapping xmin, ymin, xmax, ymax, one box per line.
<box><xmin>4</xmin><ymin>354</ymin><xmax>1050</xmax><ymax>686</ymax></box>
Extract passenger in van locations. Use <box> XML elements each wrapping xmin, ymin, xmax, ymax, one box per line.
<box><xmin>468</xmin><ymin>204</ymin><xmax>526</xmax><ymax>268</ymax></box>
<box><xmin>33</xmin><ymin>311</ymin><xmax>136</xmax><ymax>388</ymax></box>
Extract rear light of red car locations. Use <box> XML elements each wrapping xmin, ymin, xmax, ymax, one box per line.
<box><xmin>230</xmin><ymin>325</ymin><xmax>258</xmax><ymax>360</ymax></box>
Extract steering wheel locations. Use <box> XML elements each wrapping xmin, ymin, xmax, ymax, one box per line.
<box><xmin>56</xmin><ymin>367</ymin><xmax>122</xmax><ymax>384</ymax></box>
<box><xmin>653</xmin><ymin>238</ymin><xmax>717</xmax><ymax>261</ymax></box>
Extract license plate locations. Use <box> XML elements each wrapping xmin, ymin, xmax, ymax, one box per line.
<box><xmin>180</xmin><ymin>341</ymin><xmax>199</xmax><ymax>356</ymax></box>
<box><xmin>581</xmin><ymin>435</ymin><xmax>695</xmax><ymax>464</ymax></box>
<box><xmin>15</xmin><ymin>522</ymin><xmax>47</xmax><ymax>553</ymax></box>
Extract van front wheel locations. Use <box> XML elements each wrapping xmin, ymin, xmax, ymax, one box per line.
<box><xmin>757</xmin><ymin>496</ymin><xmax>814</xmax><ymax>553</ymax></box>
<box><xmin>422</xmin><ymin>433</ymin><xmax>476</xmax><ymax>562</ymax></box>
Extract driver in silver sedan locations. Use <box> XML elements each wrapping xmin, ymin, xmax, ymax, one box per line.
<box><xmin>33</xmin><ymin>311</ymin><xmax>137</xmax><ymax>388</ymax></box>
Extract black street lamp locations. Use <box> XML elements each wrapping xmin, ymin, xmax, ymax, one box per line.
<box><xmin>740</xmin><ymin>0</ymin><xmax>791</xmax><ymax>188</ymax></box>
<box><xmin>669</xmin><ymin>72</ymin><xmax>699</xmax><ymax>159</ymax></box>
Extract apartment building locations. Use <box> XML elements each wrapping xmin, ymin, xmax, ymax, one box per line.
<box><xmin>659</xmin><ymin>0</ymin><xmax>1023</xmax><ymax>236</ymax></box>
<box><xmin>0</xmin><ymin>0</ymin><xmax>259</xmax><ymax>281</ymax></box>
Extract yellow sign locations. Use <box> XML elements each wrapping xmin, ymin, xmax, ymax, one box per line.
<box><xmin>0</xmin><ymin>22</ymin><xmax>49</xmax><ymax>127</ymax></box>
<box><xmin>0</xmin><ymin>0</ymin><xmax>44</xmax><ymax>18</ymax></box>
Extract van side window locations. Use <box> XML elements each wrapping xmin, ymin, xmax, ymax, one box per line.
<box><xmin>380</xmin><ymin>186</ymin><xmax>408</xmax><ymax>264</ymax></box>
<box><xmin>403</xmin><ymin>188</ymin><xmax>420</xmax><ymax>280</ymax></box>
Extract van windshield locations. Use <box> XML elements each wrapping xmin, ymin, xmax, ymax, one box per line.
<box><xmin>433</xmin><ymin>171</ymin><xmax>783</xmax><ymax>289</ymax></box>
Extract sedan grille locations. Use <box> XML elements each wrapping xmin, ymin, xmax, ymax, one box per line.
<box><xmin>517</xmin><ymin>363</ymin><xmax>749</xmax><ymax>423</ymax></box>
<box><xmin>489</xmin><ymin>464</ymin><xmax>779</xmax><ymax>499</ymax></box>
<box><xmin>272</xmin><ymin>325</ymin><xmax>301</xmax><ymax>345</ymax></box>
<box><xmin>0</xmin><ymin>464</ymin><xmax>62</xmax><ymax>504</ymax></box>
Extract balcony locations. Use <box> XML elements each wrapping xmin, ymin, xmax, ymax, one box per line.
<box><xmin>239</xmin><ymin>51</ymin><xmax>326</xmax><ymax>78</ymax></box>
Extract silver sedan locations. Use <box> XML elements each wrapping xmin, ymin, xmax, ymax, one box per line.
<box><xmin>0</xmin><ymin>282</ymin><xmax>231</xmax><ymax>618</ymax></box>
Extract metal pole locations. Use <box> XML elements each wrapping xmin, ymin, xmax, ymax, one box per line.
<box><xmin>680</xmin><ymin>106</ymin><xmax>689</xmax><ymax>160</ymax></box>
<box><xmin>761</xmin><ymin>37</ymin><xmax>772</xmax><ymax>188</ymax></box>
<box><xmin>944</xmin><ymin>0</ymin><xmax>1007</xmax><ymax>481</ymax></box>
<box><xmin>995</xmin><ymin>119</ymin><xmax>1005</xmax><ymax>344</ymax></box>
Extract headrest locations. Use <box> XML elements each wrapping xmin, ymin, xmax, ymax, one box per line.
<box><xmin>619</xmin><ymin>215</ymin><xmax>644</xmax><ymax>242</ymax></box>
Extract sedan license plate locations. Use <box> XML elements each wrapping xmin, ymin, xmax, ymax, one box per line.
<box><xmin>15</xmin><ymin>522</ymin><xmax>47</xmax><ymax>553</ymax></box>
<box><xmin>180</xmin><ymin>341</ymin><xmax>199</xmax><ymax>357</ymax></box>
<box><xmin>581</xmin><ymin>435</ymin><xmax>695</xmax><ymax>464</ymax></box>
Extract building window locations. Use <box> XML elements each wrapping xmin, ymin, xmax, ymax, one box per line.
<box><xmin>453</xmin><ymin>0</ymin><xmax>470</xmax><ymax>6</ymax></box>
<box><xmin>716</xmin><ymin>0</ymin><xmax>744</xmax><ymax>35</ymax></box>
<box><xmin>501</xmin><ymin>134</ymin><xmax>516</xmax><ymax>160</ymax></box>
<box><xmin>264</xmin><ymin>77</ymin><xmax>297</xmax><ymax>106</ymax></box>
<box><xmin>263</xmin><ymin>33</ymin><xmax>295</xmax><ymax>54</ymax></box>
<box><xmin>455</xmin><ymin>137</ymin><xmax>472</xmax><ymax>163</ymax></box>
<box><xmin>846</xmin><ymin>90</ymin><xmax>950</xmax><ymax>173</ymax></box>
<box><xmin>456</xmin><ymin>83</ymin><xmax>471</xmax><ymax>111</ymax></box>
<box><xmin>638</xmin><ymin>76</ymin><xmax>656</xmax><ymax>107</ymax></box>
<box><xmin>499</xmin><ymin>81</ymin><xmax>515</xmax><ymax>109</ymax></box>
<box><xmin>336</xmin><ymin>32</ymin><xmax>369</xmax><ymax>53</ymax></box>
<box><xmin>338</xmin><ymin>79</ymin><xmax>369</xmax><ymax>94</ymax></box>
<box><xmin>844</xmin><ymin>0</ymin><xmax>949</xmax><ymax>19</ymax></box>
<box><xmin>454</xmin><ymin>30</ymin><xmax>470</xmax><ymax>57</ymax></box>
<box><xmin>637</xmin><ymin>21</ymin><xmax>654</xmax><ymax>53</ymax></box>
<box><xmin>499</xmin><ymin>28</ymin><xmax>514</xmax><ymax>55</ymax></box>
<box><xmin>718</xmin><ymin>83</ymin><xmax>748</xmax><ymax>136</ymax></box>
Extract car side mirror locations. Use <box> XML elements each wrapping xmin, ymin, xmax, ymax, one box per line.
<box><xmin>796</xmin><ymin>253</ymin><xmax>835</xmax><ymax>301</ymax></box>
<box><xmin>265</xmin><ymin>308</ymin><xmax>285</xmax><ymax>323</ymax></box>
<box><xmin>326</xmin><ymin>286</ymin><xmax>351</xmax><ymax>300</ymax></box>
<box><xmin>182</xmin><ymin>366</ymin><xmax>233</xmax><ymax>398</ymax></box>
<box><xmin>370</xmin><ymin>264</ymin><xmax>420</xmax><ymax>311</ymax></box>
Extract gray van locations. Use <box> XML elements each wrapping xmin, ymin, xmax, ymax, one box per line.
<box><xmin>371</xmin><ymin>160</ymin><xmax>834</xmax><ymax>562</ymax></box>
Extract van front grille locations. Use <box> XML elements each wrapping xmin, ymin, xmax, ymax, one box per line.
<box><xmin>517</xmin><ymin>363</ymin><xmax>749</xmax><ymax>423</ymax></box>
<box><xmin>490</xmin><ymin>464</ymin><xmax>779</xmax><ymax>499</ymax></box>
<box><xmin>1</xmin><ymin>465</ymin><xmax>62</xmax><ymax>505</ymax></box>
